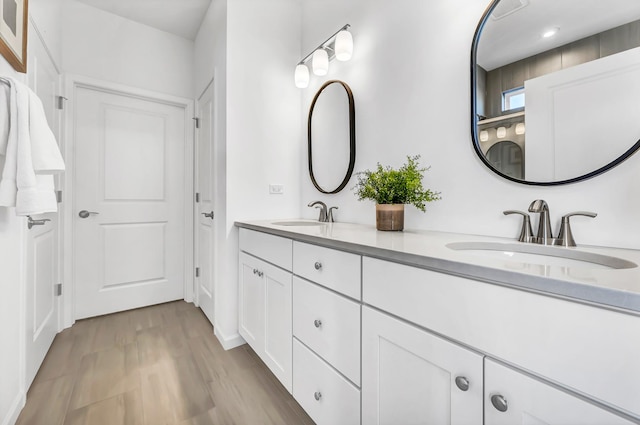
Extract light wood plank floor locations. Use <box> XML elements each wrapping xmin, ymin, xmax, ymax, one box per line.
<box><xmin>16</xmin><ymin>301</ymin><xmax>315</xmax><ymax>425</ymax></box>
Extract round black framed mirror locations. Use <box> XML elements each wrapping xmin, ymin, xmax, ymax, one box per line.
<box><xmin>471</xmin><ymin>0</ymin><xmax>640</xmax><ymax>185</ymax></box>
<box><xmin>308</xmin><ymin>80</ymin><xmax>356</xmax><ymax>194</ymax></box>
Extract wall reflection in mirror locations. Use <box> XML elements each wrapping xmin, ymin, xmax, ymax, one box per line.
<box><xmin>472</xmin><ymin>0</ymin><xmax>640</xmax><ymax>184</ymax></box>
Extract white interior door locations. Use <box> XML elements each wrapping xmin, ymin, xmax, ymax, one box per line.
<box><xmin>195</xmin><ymin>81</ymin><xmax>215</xmax><ymax>324</ymax></box>
<box><xmin>24</xmin><ymin>28</ymin><xmax>62</xmax><ymax>389</ymax></box>
<box><xmin>73</xmin><ymin>85</ymin><xmax>187</xmax><ymax>319</ymax></box>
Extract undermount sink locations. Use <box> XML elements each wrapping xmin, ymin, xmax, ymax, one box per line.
<box><xmin>272</xmin><ymin>220</ymin><xmax>327</xmax><ymax>227</ymax></box>
<box><xmin>446</xmin><ymin>241</ymin><xmax>637</xmax><ymax>270</ymax></box>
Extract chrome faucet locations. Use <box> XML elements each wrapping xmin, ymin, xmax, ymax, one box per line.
<box><xmin>528</xmin><ymin>199</ymin><xmax>554</xmax><ymax>245</ymax></box>
<box><xmin>308</xmin><ymin>201</ymin><xmax>328</xmax><ymax>222</ymax></box>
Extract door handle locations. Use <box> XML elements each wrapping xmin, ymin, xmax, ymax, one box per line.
<box><xmin>27</xmin><ymin>216</ymin><xmax>51</xmax><ymax>230</ymax></box>
<box><xmin>78</xmin><ymin>210</ymin><xmax>100</xmax><ymax>219</ymax></box>
<box><xmin>202</xmin><ymin>211</ymin><xmax>214</xmax><ymax>219</ymax></box>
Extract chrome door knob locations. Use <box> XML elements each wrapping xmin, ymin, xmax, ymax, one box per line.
<box><xmin>78</xmin><ymin>210</ymin><xmax>100</xmax><ymax>218</ymax></box>
<box><xmin>491</xmin><ymin>394</ymin><xmax>508</xmax><ymax>412</ymax></box>
<box><xmin>202</xmin><ymin>211</ymin><xmax>214</xmax><ymax>219</ymax></box>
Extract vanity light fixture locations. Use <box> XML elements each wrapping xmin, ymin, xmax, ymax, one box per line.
<box><xmin>515</xmin><ymin>123</ymin><xmax>526</xmax><ymax>135</ymax></box>
<box><xmin>479</xmin><ymin>130</ymin><xmax>489</xmax><ymax>142</ymax></box>
<box><xmin>496</xmin><ymin>126</ymin><xmax>507</xmax><ymax>138</ymax></box>
<box><xmin>294</xmin><ymin>24</ymin><xmax>352</xmax><ymax>88</ymax></box>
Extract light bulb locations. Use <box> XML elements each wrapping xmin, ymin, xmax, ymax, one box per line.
<box><xmin>295</xmin><ymin>64</ymin><xmax>309</xmax><ymax>88</ymax></box>
<box><xmin>312</xmin><ymin>49</ymin><xmax>329</xmax><ymax>76</ymax></box>
<box><xmin>515</xmin><ymin>123</ymin><xmax>525</xmax><ymax>135</ymax></box>
<box><xmin>496</xmin><ymin>127</ymin><xmax>507</xmax><ymax>138</ymax></box>
<box><xmin>335</xmin><ymin>30</ymin><xmax>353</xmax><ymax>61</ymax></box>
<box><xmin>480</xmin><ymin>130</ymin><xmax>489</xmax><ymax>142</ymax></box>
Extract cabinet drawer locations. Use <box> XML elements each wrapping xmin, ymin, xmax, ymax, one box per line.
<box><xmin>363</xmin><ymin>256</ymin><xmax>640</xmax><ymax>417</ymax></box>
<box><xmin>293</xmin><ymin>339</ymin><xmax>360</xmax><ymax>425</ymax></box>
<box><xmin>293</xmin><ymin>241</ymin><xmax>361</xmax><ymax>299</ymax></box>
<box><xmin>239</xmin><ymin>228</ymin><xmax>292</xmax><ymax>271</ymax></box>
<box><xmin>293</xmin><ymin>277</ymin><xmax>361</xmax><ymax>385</ymax></box>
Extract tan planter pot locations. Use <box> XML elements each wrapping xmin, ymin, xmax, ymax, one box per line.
<box><xmin>376</xmin><ymin>204</ymin><xmax>405</xmax><ymax>231</ymax></box>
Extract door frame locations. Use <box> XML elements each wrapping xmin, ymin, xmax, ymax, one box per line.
<box><xmin>61</xmin><ymin>74</ymin><xmax>195</xmax><ymax>329</ymax></box>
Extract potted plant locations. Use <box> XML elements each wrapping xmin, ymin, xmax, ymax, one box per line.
<box><xmin>353</xmin><ymin>155</ymin><xmax>441</xmax><ymax>231</ymax></box>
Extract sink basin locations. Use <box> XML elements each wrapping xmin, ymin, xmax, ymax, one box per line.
<box><xmin>272</xmin><ymin>220</ymin><xmax>327</xmax><ymax>227</ymax></box>
<box><xmin>446</xmin><ymin>241</ymin><xmax>637</xmax><ymax>270</ymax></box>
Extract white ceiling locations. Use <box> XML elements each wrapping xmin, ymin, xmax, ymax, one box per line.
<box><xmin>76</xmin><ymin>0</ymin><xmax>212</xmax><ymax>40</ymax></box>
<box><xmin>477</xmin><ymin>0</ymin><xmax>640</xmax><ymax>71</ymax></box>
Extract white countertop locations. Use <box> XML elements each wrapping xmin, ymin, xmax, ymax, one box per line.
<box><xmin>235</xmin><ymin>219</ymin><xmax>640</xmax><ymax>315</ymax></box>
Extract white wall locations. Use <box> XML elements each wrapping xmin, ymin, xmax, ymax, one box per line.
<box><xmin>29</xmin><ymin>0</ymin><xmax>63</xmax><ymax>67</ymax></box>
<box><xmin>60</xmin><ymin>0</ymin><xmax>195</xmax><ymax>99</ymax></box>
<box><xmin>298</xmin><ymin>0</ymin><xmax>640</xmax><ymax>250</ymax></box>
<box><xmin>198</xmin><ymin>0</ymin><xmax>302</xmax><ymax>347</ymax></box>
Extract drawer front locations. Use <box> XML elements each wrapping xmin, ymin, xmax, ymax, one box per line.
<box><xmin>239</xmin><ymin>228</ymin><xmax>292</xmax><ymax>271</ymax></box>
<box><xmin>363</xmin><ymin>256</ymin><xmax>640</xmax><ymax>417</ymax></box>
<box><xmin>293</xmin><ymin>241</ymin><xmax>361</xmax><ymax>299</ymax></box>
<box><xmin>293</xmin><ymin>339</ymin><xmax>360</xmax><ymax>425</ymax></box>
<box><xmin>293</xmin><ymin>277</ymin><xmax>361</xmax><ymax>385</ymax></box>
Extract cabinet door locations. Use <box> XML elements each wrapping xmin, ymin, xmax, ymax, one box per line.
<box><xmin>362</xmin><ymin>306</ymin><xmax>483</xmax><ymax>425</ymax></box>
<box><xmin>238</xmin><ymin>252</ymin><xmax>265</xmax><ymax>351</ymax></box>
<box><xmin>485</xmin><ymin>359</ymin><xmax>636</xmax><ymax>425</ymax></box>
<box><xmin>263</xmin><ymin>261</ymin><xmax>293</xmax><ymax>392</ymax></box>
<box><xmin>238</xmin><ymin>252</ymin><xmax>293</xmax><ymax>392</ymax></box>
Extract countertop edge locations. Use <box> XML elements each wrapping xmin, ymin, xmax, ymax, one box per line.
<box><xmin>235</xmin><ymin>221</ymin><xmax>640</xmax><ymax>316</ymax></box>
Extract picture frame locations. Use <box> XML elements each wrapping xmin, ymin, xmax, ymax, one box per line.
<box><xmin>0</xmin><ymin>0</ymin><xmax>28</xmax><ymax>73</ymax></box>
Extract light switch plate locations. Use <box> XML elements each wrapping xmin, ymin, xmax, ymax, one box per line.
<box><xmin>269</xmin><ymin>184</ymin><xmax>284</xmax><ymax>194</ymax></box>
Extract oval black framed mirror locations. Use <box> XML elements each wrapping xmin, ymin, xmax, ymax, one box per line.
<box><xmin>308</xmin><ymin>80</ymin><xmax>356</xmax><ymax>194</ymax></box>
<box><xmin>471</xmin><ymin>0</ymin><xmax>640</xmax><ymax>185</ymax></box>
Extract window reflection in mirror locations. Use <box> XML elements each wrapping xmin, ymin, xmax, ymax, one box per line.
<box><xmin>473</xmin><ymin>0</ymin><xmax>640</xmax><ymax>184</ymax></box>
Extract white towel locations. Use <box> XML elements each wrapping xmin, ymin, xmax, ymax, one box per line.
<box><xmin>0</xmin><ymin>77</ymin><xmax>65</xmax><ymax>215</ymax></box>
<box><xmin>0</xmin><ymin>81</ymin><xmax>9</xmax><ymax>155</ymax></box>
<box><xmin>29</xmin><ymin>90</ymin><xmax>65</xmax><ymax>173</ymax></box>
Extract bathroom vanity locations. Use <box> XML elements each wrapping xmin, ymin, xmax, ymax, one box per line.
<box><xmin>235</xmin><ymin>220</ymin><xmax>640</xmax><ymax>425</ymax></box>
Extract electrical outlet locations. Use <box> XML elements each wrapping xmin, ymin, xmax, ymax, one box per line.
<box><xmin>269</xmin><ymin>184</ymin><xmax>284</xmax><ymax>194</ymax></box>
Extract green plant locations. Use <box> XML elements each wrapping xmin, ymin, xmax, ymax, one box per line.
<box><xmin>353</xmin><ymin>155</ymin><xmax>441</xmax><ymax>212</ymax></box>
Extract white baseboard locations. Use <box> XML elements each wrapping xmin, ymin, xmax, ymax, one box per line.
<box><xmin>2</xmin><ymin>391</ymin><xmax>25</xmax><ymax>425</ymax></box>
<box><xmin>214</xmin><ymin>327</ymin><xmax>245</xmax><ymax>351</ymax></box>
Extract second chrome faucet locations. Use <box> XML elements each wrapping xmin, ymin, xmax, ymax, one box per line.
<box><xmin>504</xmin><ymin>200</ymin><xmax>596</xmax><ymax>247</ymax></box>
<box><xmin>308</xmin><ymin>201</ymin><xmax>338</xmax><ymax>223</ymax></box>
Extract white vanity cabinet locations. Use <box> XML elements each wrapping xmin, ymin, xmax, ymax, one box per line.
<box><xmin>362</xmin><ymin>306</ymin><xmax>484</xmax><ymax>425</ymax></box>
<box><xmin>484</xmin><ymin>359</ymin><xmax>635</xmax><ymax>425</ymax></box>
<box><xmin>238</xmin><ymin>229</ymin><xmax>293</xmax><ymax>392</ymax></box>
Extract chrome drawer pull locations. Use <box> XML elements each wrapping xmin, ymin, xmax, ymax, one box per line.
<box><xmin>314</xmin><ymin>261</ymin><xmax>322</xmax><ymax>270</ymax></box>
<box><xmin>314</xmin><ymin>391</ymin><xmax>322</xmax><ymax>401</ymax></box>
<box><xmin>314</xmin><ymin>319</ymin><xmax>322</xmax><ymax>328</ymax></box>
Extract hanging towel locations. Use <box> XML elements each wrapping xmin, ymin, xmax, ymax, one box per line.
<box><xmin>0</xmin><ymin>81</ymin><xmax>9</xmax><ymax>155</ymax></box>
<box><xmin>0</xmin><ymin>77</ymin><xmax>65</xmax><ymax>215</ymax></box>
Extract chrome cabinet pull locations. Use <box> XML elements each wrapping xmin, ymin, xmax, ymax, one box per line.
<box><xmin>314</xmin><ymin>261</ymin><xmax>322</xmax><ymax>270</ymax></box>
<box><xmin>314</xmin><ymin>319</ymin><xmax>322</xmax><ymax>328</ymax></box>
<box><xmin>491</xmin><ymin>394</ymin><xmax>508</xmax><ymax>412</ymax></box>
<box><xmin>78</xmin><ymin>210</ymin><xmax>99</xmax><ymax>219</ymax></box>
<box><xmin>27</xmin><ymin>216</ymin><xmax>51</xmax><ymax>230</ymax></box>
<box><xmin>455</xmin><ymin>376</ymin><xmax>470</xmax><ymax>391</ymax></box>
<box><xmin>252</xmin><ymin>269</ymin><xmax>263</xmax><ymax>277</ymax></box>
<box><xmin>314</xmin><ymin>391</ymin><xmax>322</xmax><ymax>401</ymax></box>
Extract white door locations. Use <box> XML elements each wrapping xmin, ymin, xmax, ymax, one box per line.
<box><xmin>362</xmin><ymin>306</ymin><xmax>484</xmax><ymax>425</ymax></box>
<box><xmin>24</xmin><ymin>29</ymin><xmax>61</xmax><ymax>388</ymax></box>
<box><xmin>195</xmin><ymin>81</ymin><xmax>215</xmax><ymax>323</ymax></box>
<box><xmin>484</xmin><ymin>359</ymin><xmax>635</xmax><ymax>425</ymax></box>
<box><xmin>73</xmin><ymin>85</ymin><xmax>187</xmax><ymax>319</ymax></box>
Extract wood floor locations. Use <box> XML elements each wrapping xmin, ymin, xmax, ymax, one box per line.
<box><xmin>16</xmin><ymin>301</ymin><xmax>315</xmax><ymax>425</ymax></box>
